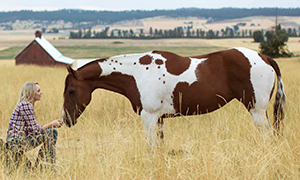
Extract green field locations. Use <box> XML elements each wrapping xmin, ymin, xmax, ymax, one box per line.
<box><xmin>0</xmin><ymin>39</ymin><xmax>300</xmax><ymax>179</ymax></box>
<box><xmin>0</xmin><ymin>45</ymin><xmax>227</xmax><ymax>60</ymax></box>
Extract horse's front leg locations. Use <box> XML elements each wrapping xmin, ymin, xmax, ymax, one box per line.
<box><xmin>141</xmin><ymin>110</ymin><xmax>160</xmax><ymax>149</ymax></box>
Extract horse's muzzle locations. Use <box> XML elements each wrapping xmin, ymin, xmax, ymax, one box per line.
<box><xmin>62</xmin><ymin>108</ymin><xmax>72</xmax><ymax>128</ymax></box>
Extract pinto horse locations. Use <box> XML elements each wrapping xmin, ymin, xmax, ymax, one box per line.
<box><xmin>62</xmin><ymin>47</ymin><xmax>286</xmax><ymax>145</ymax></box>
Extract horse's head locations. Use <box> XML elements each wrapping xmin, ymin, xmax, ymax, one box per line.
<box><xmin>62</xmin><ymin>66</ymin><xmax>93</xmax><ymax>127</ymax></box>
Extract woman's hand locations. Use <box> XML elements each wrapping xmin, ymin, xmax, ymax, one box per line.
<box><xmin>51</xmin><ymin>120</ymin><xmax>63</xmax><ymax>128</ymax></box>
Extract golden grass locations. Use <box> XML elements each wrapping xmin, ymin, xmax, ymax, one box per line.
<box><xmin>0</xmin><ymin>54</ymin><xmax>300</xmax><ymax>179</ymax></box>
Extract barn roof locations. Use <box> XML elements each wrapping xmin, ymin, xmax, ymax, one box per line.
<box><xmin>34</xmin><ymin>36</ymin><xmax>75</xmax><ymax>65</ymax></box>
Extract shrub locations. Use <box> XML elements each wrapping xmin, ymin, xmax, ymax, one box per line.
<box><xmin>260</xmin><ymin>30</ymin><xmax>292</xmax><ymax>58</ymax></box>
<box><xmin>253</xmin><ymin>30</ymin><xmax>264</xmax><ymax>42</ymax></box>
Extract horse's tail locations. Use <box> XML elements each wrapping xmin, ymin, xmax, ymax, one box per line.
<box><xmin>266</xmin><ymin>56</ymin><xmax>286</xmax><ymax>135</ymax></box>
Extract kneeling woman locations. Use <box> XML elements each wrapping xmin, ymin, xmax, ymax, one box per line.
<box><xmin>6</xmin><ymin>82</ymin><xmax>63</xmax><ymax>166</ymax></box>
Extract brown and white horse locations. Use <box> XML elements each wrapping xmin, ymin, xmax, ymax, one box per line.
<box><xmin>62</xmin><ymin>47</ymin><xmax>286</xmax><ymax>145</ymax></box>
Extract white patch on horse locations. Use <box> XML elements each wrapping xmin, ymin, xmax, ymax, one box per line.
<box><xmin>235</xmin><ymin>47</ymin><xmax>275</xmax><ymax>130</ymax></box>
<box><xmin>97</xmin><ymin>53</ymin><xmax>208</xmax><ymax>115</ymax></box>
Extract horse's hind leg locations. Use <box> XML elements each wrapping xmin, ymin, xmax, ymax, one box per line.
<box><xmin>249</xmin><ymin>104</ymin><xmax>272</xmax><ymax>134</ymax></box>
<box><xmin>246</xmin><ymin>60</ymin><xmax>275</xmax><ymax>135</ymax></box>
<box><xmin>239</xmin><ymin>86</ymin><xmax>273</xmax><ymax>135</ymax></box>
<box><xmin>247</xmin><ymin>83</ymin><xmax>274</xmax><ymax>135</ymax></box>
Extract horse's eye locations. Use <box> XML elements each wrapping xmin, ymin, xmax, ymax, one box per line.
<box><xmin>69</xmin><ymin>89</ymin><xmax>75</xmax><ymax>95</ymax></box>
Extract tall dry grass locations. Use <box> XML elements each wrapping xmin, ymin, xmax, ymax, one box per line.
<box><xmin>0</xmin><ymin>57</ymin><xmax>300</xmax><ymax>179</ymax></box>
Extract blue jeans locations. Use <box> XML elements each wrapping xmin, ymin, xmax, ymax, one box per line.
<box><xmin>26</xmin><ymin>128</ymin><xmax>58</xmax><ymax>163</ymax></box>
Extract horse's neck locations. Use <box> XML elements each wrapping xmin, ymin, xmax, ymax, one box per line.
<box><xmin>92</xmin><ymin>54</ymin><xmax>144</xmax><ymax>95</ymax></box>
<box><xmin>94</xmin><ymin>72</ymin><xmax>133</xmax><ymax>95</ymax></box>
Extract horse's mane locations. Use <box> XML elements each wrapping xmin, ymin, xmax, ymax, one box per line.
<box><xmin>77</xmin><ymin>58</ymin><xmax>107</xmax><ymax>71</ymax></box>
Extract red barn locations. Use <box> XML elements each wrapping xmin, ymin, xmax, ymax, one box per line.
<box><xmin>15</xmin><ymin>31</ymin><xmax>74</xmax><ymax>67</ymax></box>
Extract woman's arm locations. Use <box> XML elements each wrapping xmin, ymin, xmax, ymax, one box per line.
<box><xmin>42</xmin><ymin>120</ymin><xmax>63</xmax><ymax>131</ymax></box>
<box><xmin>21</xmin><ymin>102</ymin><xmax>63</xmax><ymax>132</ymax></box>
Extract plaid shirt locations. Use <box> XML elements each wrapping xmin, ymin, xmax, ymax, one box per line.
<box><xmin>6</xmin><ymin>101</ymin><xmax>43</xmax><ymax>139</ymax></box>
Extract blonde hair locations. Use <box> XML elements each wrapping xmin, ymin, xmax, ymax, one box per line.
<box><xmin>17</xmin><ymin>82</ymin><xmax>39</xmax><ymax>105</ymax></box>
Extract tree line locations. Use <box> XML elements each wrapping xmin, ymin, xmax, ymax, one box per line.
<box><xmin>69</xmin><ymin>26</ymin><xmax>300</xmax><ymax>39</ymax></box>
<box><xmin>1</xmin><ymin>8</ymin><xmax>300</xmax><ymax>28</ymax></box>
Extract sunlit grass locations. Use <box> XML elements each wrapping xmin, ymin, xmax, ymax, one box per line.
<box><xmin>0</xmin><ymin>55</ymin><xmax>300</xmax><ymax>179</ymax></box>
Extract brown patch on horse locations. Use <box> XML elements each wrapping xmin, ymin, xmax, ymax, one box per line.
<box><xmin>77</xmin><ymin>61</ymin><xmax>102</xmax><ymax>80</ymax></box>
<box><xmin>172</xmin><ymin>49</ymin><xmax>256</xmax><ymax>114</ymax></box>
<box><xmin>224</xmin><ymin>49</ymin><xmax>255</xmax><ymax>109</ymax></box>
<box><xmin>172</xmin><ymin>54</ymin><xmax>232</xmax><ymax>115</ymax></box>
<box><xmin>155</xmin><ymin>59</ymin><xmax>164</xmax><ymax>65</ymax></box>
<box><xmin>153</xmin><ymin>51</ymin><xmax>191</xmax><ymax>76</ymax></box>
<box><xmin>259</xmin><ymin>54</ymin><xmax>280</xmax><ymax>100</ymax></box>
<box><xmin>139</xmin><ymin>55</ymin><xmax>152</xmax><ymax>65</ymax></box>
<box><xmin>99</xmin><ymin>72</ymin><xmax>143</xmax><ymax>114</ymax></box>
<box><xmin>258</xmin><ymin>53</ymin><xmax>271</xmax><ymax>66</ymax></box>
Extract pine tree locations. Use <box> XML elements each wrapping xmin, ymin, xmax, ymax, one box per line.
<box><xmin>260</xmin><ymin>25</ymin><xmax>292</xmax><ymax>58</ymax></box>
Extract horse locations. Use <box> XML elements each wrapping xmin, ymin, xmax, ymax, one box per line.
<box><xmin>62</xmin><ymin>47</ymin><xmax>286</xmax><ymax>146</ymax></box>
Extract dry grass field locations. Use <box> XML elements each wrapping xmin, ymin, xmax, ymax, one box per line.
<box><xmin>102</xmin><ymin>16</ymin><xmax>300</xmax><ymax>35</ymax></box>
<box><xmin>0</xmin><ymin>33</ymin><xmax>300</xmax><ymax>179</ymax></box>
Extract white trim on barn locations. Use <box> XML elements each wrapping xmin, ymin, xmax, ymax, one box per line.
<box><xmin>34</xmin><ymin>36</ymin><xmax>75</xmax><ymax>65</ymax></box>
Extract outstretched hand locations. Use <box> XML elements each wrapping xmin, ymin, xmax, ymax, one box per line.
<box><xmin>51</xmin><ymin>119</ymin><xmax>63</xmax><ymax>128</ymax></box>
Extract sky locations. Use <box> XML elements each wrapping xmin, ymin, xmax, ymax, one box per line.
<box><xmin>0</xmin><ymin>0</ymin><xmax>299</xmax><ymax>12</ymax></box>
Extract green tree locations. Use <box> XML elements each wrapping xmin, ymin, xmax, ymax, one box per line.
<box><xmin>83</xmin><ymin>28</ymin><xmax>91</xmax><ymax>38</ymax></box>
<box><xmin>200</xmin><ymin>29</ymin><xmax>205</xmax><ymax>38</ymax></box>
<box><xmin>94</xmin><ymin>27</ymin><xmax>109</xmax><ymax>38</ymax></box>
<box><xmin>292</xmin><ymin>28</ymin><xmax>297</xmax><ymax>37</ymax></box>
<box><xmin>78</xmin><ymin>29</ymin><xmax>82</xmax><ymax>38</ymax></box>
<box><xmin>186</xmin><ymin>29</ymin><xmax>191</xmax><ymax>37</ymax></box>
<box><xmin>122</xmin><ymin>30</ymin><xmax>128</xmax><ymax>38</ymax></box>
<box><xmin>233</xmin><ymin>25</ymin><xmax>239</xmax><ymax>32</ymax></box>
<box><xmin>139</xmin><ymin>29</ymin><xmax>145</xmax><ymax>37</ymax></box>
<box><xmin>221</xmin><ymin>29</ymin><xmax>226</xmax><ymax>37</ymax></box>
<box><xmin>206</xmin><ymin>29</ymin><xmax>215</xmax><ymax>39</ymax></box>
<box><xmin>229</xmin><ymin>29</ymin><xmax>234</xmax><ymax>38</ymax></box>
<box><xmin>163</xmin><ymin>30</ymin><xmax>168</xmax><ymax>38</ymax></box>
<box><xmin>154</xmin><ymin>28</ymin><xmax>158</xmax><ymax>37</ymax></box>
<box><xmin>69</xmin><ymin>31</ymin><xmax>79</xmax><ymax>39</ymax></box>
<box><xmin>265</xmin><ymin>30</ymin><xmax>274</xmax><ymax>41</ymax></box>
<box><xmin>253</xmin><ymin>30</ymin><xmax>264</xmax><ymax>42</ymax></box>
<box><xmin>158</xmin><ymin>29</ymin><xmax>163</xmax><ymax>37</ymax></box>
<box><xmin>51</xmin><ymin>28</ymin><xmax>59</xmax><ymax>33</ymax></box>
<box><xmin>196</xmin><ymin>29</ymin><xmax>200</xmax><ymax>37</ymax></box>
<box><xmin>149</xmin><ymin>27</ymin><xmax>153</xmax><ymax>37</ymax></box>
<box><xmin>129</xmin><ymin>29</ymin><xmax>135</xmax><ymax>37</ymax></box>
<box><xmin>110</xmin><ymin>30</ymin><xmax>115</xmax><ymax>38</ymax></box>
<box><xmin>260</xmin><ymin>27</ymin><xmax>292</xmax><ymax>58</ymax></box>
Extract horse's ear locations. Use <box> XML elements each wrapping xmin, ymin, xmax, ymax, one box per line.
<box><xmin>67</xmin><ymin>65</ymin><xmax>76</xmax><ymax>77</ymax></box>
<box><xmin>67</xmin><ymin>65</ymin><xmax>83</xmax><ymax>80</ymax></box>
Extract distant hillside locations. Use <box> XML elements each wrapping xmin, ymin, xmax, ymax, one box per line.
<box><xmin>1</xmin><ymin>8</ymin><xmax>300</xmax><ymax>26</ymax></box>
